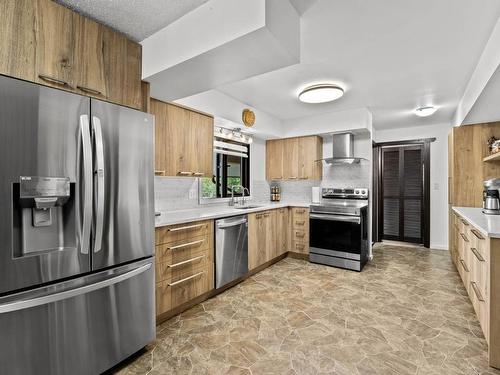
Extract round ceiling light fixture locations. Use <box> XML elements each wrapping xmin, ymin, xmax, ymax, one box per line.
<box><xmin>414</xmin><ymin>106</ymin><xmax>437</xmax><ymax>117</ymax></box>
<box><xmin>298</xmin><ymin>84</ymin><xmax>345</xmax><ymax>104</ymax></box>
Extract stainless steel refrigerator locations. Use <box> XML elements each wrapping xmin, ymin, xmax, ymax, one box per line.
<box><xmin>0</xmin><ymin>75</ymin><xmax>155</xmax><ymax>374</ymax></box>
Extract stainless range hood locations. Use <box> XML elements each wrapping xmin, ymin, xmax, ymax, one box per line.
<box><xmin>319</xmin><ymin>132</ymin><xmax>368</xmax><ymax>164</ymax></box>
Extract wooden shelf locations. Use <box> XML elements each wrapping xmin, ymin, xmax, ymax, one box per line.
<box><xmin>483</xmin><ymin>152</ymin><xmax>500</xmax><ymax>162</ymax></box>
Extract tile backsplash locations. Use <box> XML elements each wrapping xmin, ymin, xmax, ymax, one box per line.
<box><xmin>155</xmin><ymin>162</ymin><xmax>370</xmax><ymax>212</ymax></box>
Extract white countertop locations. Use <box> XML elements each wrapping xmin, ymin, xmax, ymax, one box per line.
<box><xmin>452</xmin><ymin>206</ymin><xmax>500</xmax><ymax>238</ymax></box>
<box><xmin>155</xmin><ymin>201</ymin><xmax>311</xmax><ymax>227</ymax></box>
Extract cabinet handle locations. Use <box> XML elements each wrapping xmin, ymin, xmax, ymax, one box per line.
<box><xmin>167</xmin><ymin>255</ymin><xmax>205</xmax><ymax>268</ymax></box>
<box><xmin>178</xmin><ymin>171</ymin><xmax>193</xmax><ymax>176</ymax></box>
<box><xmin>38</xmin><ymin>74</ymin><xmax>71</xmax><ymax>88</ymax></box>
<box><xmin>295</xmin><ymin>232</ymin><xmax>305</xmax><ymax>238</ymax></box>
<box><xmin>289</xmin><ymin>177</ymin><xmax>298</xmax><ymax>179</ymax></box>
<box><xmin>272</xmin><ymin>176</ymin><xmax>283</xmax><ymax>180</ymax></box>
<box><xmin>168</xmin><ymin>271</ymin><xmax>204</xmax><ymax>287</ymax></box>
<box><xmin>460</xmin><ymin>259</ymin><xmax>469</xmax><ymax>273</ymax></box>
<box><xmin>167</xmin><ymin>239</ymin><xmax>205</xmax><ymax>251</ymax></box>
<box><xmin>299</xmin><ymin>176</ymin><xmax>308</xmax><ymax>179</ymax></box>
<box><xmin>168</xmin><ymin>223</ymin><xmax>206</xmax><ymax>232</ymax></box>
<box><xmin>77</xmin><ymin>85</ymin><xmax>102</xmax><ymax>96</ymax></box>
<box><xmin>264</xmin><ymin>213</ymin><xmax>270</xmax><ymax>217</ymax></box>
<box><xmin>470</xmin><ymin>229</ymin><xmax>485</xmax><ymax>240</ymax></box>
<box><xmin>460</xmin><ymin>233</ymin><xmax>469</xmax><ymax>242</ymax></box>
<box><xmin>471</xmin><ymin>281</ymin><xmax>485</xmax><ymax>302</ymax></box>
<box><xmin>470</xmin><ymin>247</ymin><xmax>485</xmax><ymax>262</ymax></box>
<box><xmin>295</xmin><ymin>209</ymin><xmax>306</xmax><ymax>214</ymax></box>
<box><xmin>295</xmin><ymin>221</ymin><xmax>305</xmax><ymax>226</ymax></box>
<box><xmin>192</xmin><ymin>172</ymin><xmax>204</xmax><ymax>177</ymax></box>
<box><xmin>295</xmin><ymin>244</ymin><xmax>305</xmax><ymax>250</ymax></box>
<box><xmin>155</xmin><ymin>170</ymin><xmax>166</xmax><ymax>176</ymax></box>
<box><xmin>256</xmin><ymin>214</ymin><xmax>263</xmax><ymax>219</ymax></box>
<box><xmin>460</xmin><ymin>219</ymin><xmax>469</xmax><ymax>226</ymax></box>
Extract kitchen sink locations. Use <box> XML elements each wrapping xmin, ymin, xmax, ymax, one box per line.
<box><xmin>233</xmin><ymin>205</ymin><xmax>262</xmax><ymax>209</ymax></box>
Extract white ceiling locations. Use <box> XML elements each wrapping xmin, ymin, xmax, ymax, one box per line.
<box><xmin>463</xmin><ymin>64</ymin><xmax>500</xmax><ymax>125</ymax></box>
<box><xmin>216</xmin><ymin>0</ymin><xmax>500</xmax><ymax>129</ymax></box>
<box><xmin>55</xmin><ymin>0</ymin><xmax>210</xmax><ymax>41</ymax></box>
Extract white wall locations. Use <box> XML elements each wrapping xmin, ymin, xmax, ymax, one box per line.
<box><xmin>250</xmin><ymin>137</ymin><xmax>266</xmax><ymax>182</ymax></box>
<box><xmin>374</xmin><ymin>122</ymin><xmax>451</xmax><ymax>250</ymax></box>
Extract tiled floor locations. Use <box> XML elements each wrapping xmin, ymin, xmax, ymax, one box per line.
<box><xmin>115</xmin><ymin>244</ymin><xmax>500</xmax><ymax>375</ymax></box>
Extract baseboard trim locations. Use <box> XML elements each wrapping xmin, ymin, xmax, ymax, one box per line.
<box><xmin>287</xmin><ymin>251</ymin><xmax>309</xmax><ymax>260</ymax></box>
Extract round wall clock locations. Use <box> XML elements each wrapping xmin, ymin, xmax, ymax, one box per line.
<box><xmin>242</xmin><ymin>109</ymin><xmax>255</xmax><ymax>127</ymax></box>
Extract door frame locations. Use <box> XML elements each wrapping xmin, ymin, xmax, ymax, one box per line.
<box><xmin>373</xmin><ymin>138</ymin><xmax>435</xmax><ymax>248</ymax></box>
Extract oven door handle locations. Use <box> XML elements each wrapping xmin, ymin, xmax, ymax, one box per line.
<box><xmin>310</xmin><ymin>213</ymin><xmax>361</xmax><ymax>224</ymax></box>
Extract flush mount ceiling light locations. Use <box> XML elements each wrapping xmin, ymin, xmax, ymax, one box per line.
<box><xmin>298</xmin><ymin>84</ymin><xmax>344</xmax><ymax>104</ymax></box>
<box><xmin>414</xmin><ymin>106</ymin><xmax>438</xmax><ymax>117</ymax></box>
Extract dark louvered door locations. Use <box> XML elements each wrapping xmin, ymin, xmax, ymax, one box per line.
<box><xmin>381</xmin><ymin>145</ymin><xmax>424</xmax><ymax>243</ymax></box>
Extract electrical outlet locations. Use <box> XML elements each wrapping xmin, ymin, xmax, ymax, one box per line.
<box><xmin>189</xmin><ymin>189</ymin><xmax>197</xmax><ymax>199</ymax></box>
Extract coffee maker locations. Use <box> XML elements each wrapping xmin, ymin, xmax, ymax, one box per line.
<box><xmin>483</xmin><ymin>178</ymin><xmax>500</xmax><ymax>214</ymax></box>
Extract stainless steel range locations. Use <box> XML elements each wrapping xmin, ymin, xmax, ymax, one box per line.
<box><xmin>309</xmin><ymin>188</ymin><xmax>369</xmax><ymax>271</ymax></box>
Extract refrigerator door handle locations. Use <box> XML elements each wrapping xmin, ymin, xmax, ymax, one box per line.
<box><xmin>0</xmin><ymin>263</ymin><xmax>151</xmax><ymax>314</ymax></box>
<box><xmin>92</xmin><ymin>116</ymin><xmax>105</xmax><ymax>253</ymax></box>
<box><xmin>80</xmin><ymin>114</ymin><xmax>93</xmax><ymax>255</ymax></box>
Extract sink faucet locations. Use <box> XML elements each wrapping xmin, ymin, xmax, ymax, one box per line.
<box><xmin>229</xmin><ymin>185</ymin><xmax>249</xmax><ymax>206</ymax></box>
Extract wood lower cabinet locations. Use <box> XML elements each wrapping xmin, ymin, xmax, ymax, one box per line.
<box><xmin>266</xmin><ymin>136</ymin><xmax>322</xmax><ymax>181</ymax></box>
<box><xmin>275</xmin><ymin>208</ymin><xmax>289</xmax><ymax>257</ymax></box>
<box><xmin>290</xmin><ymin>207</ymin><xmax>310</xmax><ymax>254</ymax></box>
<box><xmin>450</xmin><ymin>211</ymin><xmax>500</xmax><ymax>368</ymax></box>
<box><xmin>248</xmin><ymin>210</ymin><xmax>276</xmax><ymax>270</ymax></box>
<box><xmin>1</xmin><ymin>0</ymin><xmax>143</xmax><ymax>109</ymax></box>
<box><xmin>151</xmin><ymin>99</ymin><xmax>213</xmax><ymax>177</ymax></box>
<box><xmin>155</xmin><ymin>220</ymin><xmax>214</xmax><ymax>319</ymax></box>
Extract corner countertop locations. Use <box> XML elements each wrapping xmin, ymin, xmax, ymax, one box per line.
<box><xmin>452</xmin><ymin>206</ymin><xmax>500</xmax><ymax>238</ymax></box>
<box><xmin>155</xmin><ymin>201</ymin><xmax>311</xmax><ymax>227</ymax></box>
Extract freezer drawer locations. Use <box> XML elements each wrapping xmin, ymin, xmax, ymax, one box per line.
<box><xmin>0</xmin><ymin>259</ymin><xmax>155</xmax><ymax>375</ymax></box>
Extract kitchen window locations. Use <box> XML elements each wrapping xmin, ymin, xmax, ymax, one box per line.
<box><xmin>201</xmin><ymin>138</ymin><xmax>250</xmax><ymax>200</ymax></box>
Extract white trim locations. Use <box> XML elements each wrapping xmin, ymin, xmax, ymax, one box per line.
<box><xmin>214</xmin><ymin>140</ymin><xmax>248</xmax><ymax>152</ymax></box>
<box><xmin>214</xmin><ymin>149</ymin><xmax>248</xmax><ymax>158</ymax></box>
<box><xmin>430</xmin><ymin>244</ymin><xmax>448</xmax><ymax>251</ymax></box>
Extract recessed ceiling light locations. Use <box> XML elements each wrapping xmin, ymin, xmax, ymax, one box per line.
<box><xmin>298</xmin><ymin>84</ymin><xmax>344</xmax><ymax>104</ymax></box>
<box><xmin>414</xmin><ymin>106</ymin><xmax>437</xmax><ymax>117</ymax></box>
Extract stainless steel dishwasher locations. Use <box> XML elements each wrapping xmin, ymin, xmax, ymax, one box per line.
<box><xmin>215</xmin><ymin>215</ymin><xmax>248</xmax><ymax>289</ymax></box>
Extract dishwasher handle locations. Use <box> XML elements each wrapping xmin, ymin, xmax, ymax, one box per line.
<box><xmin>217</xmin><ymin>218</ymin><xmax>247</xmax><ymax>229</ymax></box>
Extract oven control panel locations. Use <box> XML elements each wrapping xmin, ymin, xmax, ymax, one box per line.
<box><xmin>322</xmin><ymin>187</ymin><xmax>368</xmax><ymax>199</ymax></box>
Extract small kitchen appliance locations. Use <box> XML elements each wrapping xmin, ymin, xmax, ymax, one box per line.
<box><xmin>483</xmin><ymin>178</ymin><xmax>500</xmax><ymax>215</ymax></box>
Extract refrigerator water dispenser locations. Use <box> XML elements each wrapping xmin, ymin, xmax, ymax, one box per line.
<box><xmin>13</xmin><ymin>176</ymin><xmax>75</xmax><ymax>256</ymax></box>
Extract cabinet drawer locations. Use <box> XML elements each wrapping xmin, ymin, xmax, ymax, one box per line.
<box><xmin>292</xmin><ymin>241</ymin><xmax>308</xmax><ymax>253</ymax></box>
<box><xmin>156</xmin><ymin>263</ymin><xmax>213</xmax><ymax>316</ymax></box>
<box><xmin>469</xmin><ymin>227</ymin><xmax>486</xmax><ymax>259</ymax></box>
<box><xmin>155</xmin><ymin>220</ymin><xmax>212</xmax><ymax>246</ymax></box>
<box><xmin>155</xmin><ymin>236</ymin><xmax>211</xmax><ymax>264</ymax></box>
<box><xmin>156</xmin><ymin>253</ymin><xmax>209</xmax><ymax>283</ymax></box>
<box><xmin>292</xmin><ymin>229</ymin><xmax>308</xmax><ymax>243</ymax></box>
<box><xmin>291</xmin><ymin>207</ymin><xmax>309</xmax><ymax>218</ymax></box>
<box><xmin>470</xmin><ymin>279</ymin><xmax>489</xmax><ymax>342</ymax></box>
<box><xmin>458</xmin><ymin>217</ymin><xmax>469</xmax><ymax>236</ymax></box>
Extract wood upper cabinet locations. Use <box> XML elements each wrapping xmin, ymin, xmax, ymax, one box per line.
<box><xmin>151</xmin><ymin>99</ymin><xmax>213</xmax><ymax>177</ymax></box>
<box><xmin>189</xmin><ymin>110</ymin><xmax>213</xmax><ymax>177</ymax></box>
<box><xmin>102</xmin><ymin>26</ymin><xmax>142</xmax><ymax>109</ymax></box>
<box><xmin>299</xmin><ymin>136</ymin><xmax>323</xmax><ymax>180</ymax></box>
<box><xmin>35</xmin><ymin>0</ymin><xmax>75</xmax><ymax>89</ymax></box>
<box><xmin>1</xmin><ymin>0</ymin><xmax>143</xmax><ymax>109</ymax></box>
<box><xmin>266</xmin><ymin>139</ymin><xmax>284</xmax><ymax>180</ymax></box>
<box><xmin>0</xmin><ymin>0</ymin><xmax>36</xmax><ymax>81</ymax></box>
<box><xmin>266</xmin><ymin>135</ymin><xmax>322</xmax><ymax>181</ymax></box>
<box><xmin>73</xmin><ymin>15</ymin><xmax>107</xmax><ymax>98</ymax></box>
<box><xmin>449</xmin><ymin>122</ymin><xmax>500</xmax><ymax>207</ymax></box>
<box><xmin>283</xmin><ymin>138</ymin><xmax>299</xmax><ymax>180</ymax></box>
